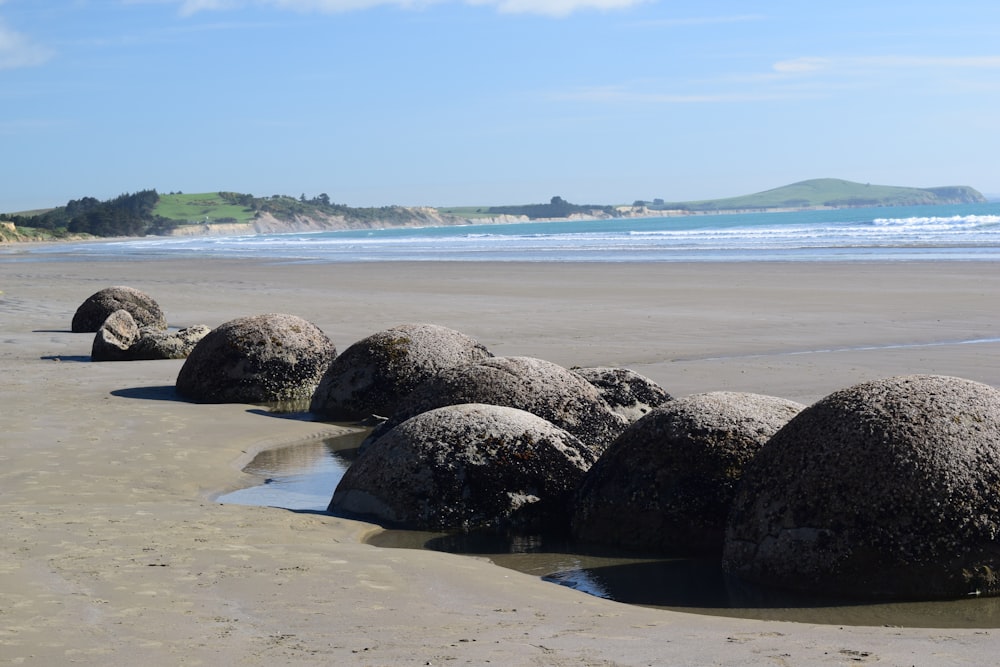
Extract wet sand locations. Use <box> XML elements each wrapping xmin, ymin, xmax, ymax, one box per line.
<box><xmin>2</xmin><ymin>255</ymin><xmax>1000</xmax><ymax>665</ymax></box>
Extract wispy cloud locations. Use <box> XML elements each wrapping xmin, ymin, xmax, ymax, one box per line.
<box><xmin>173</xmin><ymin>0</ymin><xmax>648</xmax><ymax>17</ymax></box>
<box><xmin>555</xmin><ymin>52</ymin><xmax>1000</xmax><ymax>106</ymax></box>
<box><xmin>0</xmin><ymin>18</ymin><xmax>55</xmax><ymax>69</ymax></box>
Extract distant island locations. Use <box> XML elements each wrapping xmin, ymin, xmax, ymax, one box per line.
<box><xmin>0</xmin><ymin>178</ymin><xmax>987</xmax><ymax>242</ymax></box>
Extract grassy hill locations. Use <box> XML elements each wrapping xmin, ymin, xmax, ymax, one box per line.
<box><xmin>153</xmin><ymin>193</ymin><xmax>258</xmax><ymax>224</ymax></box>
<box><xmin>651</xmin><ymin>178</ymin><xmax>986</xmax><ymax>212</ymax></box>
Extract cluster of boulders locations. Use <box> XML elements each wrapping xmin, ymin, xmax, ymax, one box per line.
<box><xmin>75</xmin><ymin>286</ymin><xmax>211</xmax><ymax>362</ymax></box>
<box><xmin>70</xmin><ymin>287</ymin><xmax>1000</xmax><ymax>602</ymax></box>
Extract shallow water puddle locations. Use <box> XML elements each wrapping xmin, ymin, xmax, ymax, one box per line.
<box><xmin>218</xmin><ymin>433</ymin><xmax>1000</xmax><ymax>628</ymax></box>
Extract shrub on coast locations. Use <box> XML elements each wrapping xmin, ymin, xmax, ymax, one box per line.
<box><xmin>72</xmin><ymin>286</ymin><xmax>167</xmax><ymax>333</ymax></box>
<box><xmin>723</xmin><ymin>374</ymin><xmax>1000</xmax><ymax>601</ymax></box>
<box><xmin>330</xmin><ymin>403</ymin><xmax>596</xmax><ymax>531</ymax></box>
<box><xmin>361</xmin><ymin>356</ymin><xmax>630</xmax><ymax>457</ymax></box>
<box><xmin>571</xmin><ymin>392</ymin><xmax>803</xmax><ymax>556</ymax></box>
<box><xmin>309</xmin><ymin>323</ymin><xmax>493</xmax><ymax>421</ymax></box>
<box><xmin>176</xmin><ymin>313</ymin><xmax>336</xmax><ymax>404</ymax></box>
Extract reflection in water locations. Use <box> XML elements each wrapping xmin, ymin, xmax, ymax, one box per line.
<box><xmin>216</xmin><ymin>430</ymin><xmax>365</xmax><ymax>510</ymax></box>
<box><xmin>220</xmin><ymin>435</ymin><xmax>1000</xmax><ymax>628</ymax></box>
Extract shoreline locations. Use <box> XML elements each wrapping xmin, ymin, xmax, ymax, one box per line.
<box><xmin>3</xmin><ymin>258</ymin><xmax>1000</xmax><ymax>664</ymax></box>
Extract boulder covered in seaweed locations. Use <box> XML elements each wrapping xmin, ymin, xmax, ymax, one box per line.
<box><xmin>330</xmin><ymin>403</ymin><xmax>596</xmax><ymax>531</ymax></box>
<box><xmin>176</xmin><ymin>313</ymin><xmax>335</xmax><ymax>403</ymax></box>
<box><xmin>723</xmin><ymin>374</ymin><xmax>1000</xmax><ymax>601</ymax></box>
<box><xmin>72</xmin><ymin>286</ymin><xmax>167</xmax><ymax>333</ymax></box>
<box><xmin>572</xmin><ymin>392</ymin><xmax>803</xmax><ymax>556</ymax></box>
<box><xmin>310</xmin><ymin>323</ymin><xmax>492</xmax><ymax>421</ymax></box>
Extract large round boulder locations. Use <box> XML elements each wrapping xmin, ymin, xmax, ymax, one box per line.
<box><xmin>572</xmin><ymin>392</ymin><xmax>804</xmax><ymax>556</ymax></box>
<box><xmin>309</xmin><ymin>323</ymin><xmax>492</xmax><ymax>421</ymax></box>
<box><xmin>364</xmin><ymin>356</ymin><xmax>629</xmax><ymax>456</ymax></box>
<box><xmin>72</xmin><ymin>286</ymin><xmax>167</xmax><ymax>333</ymax></box>
<box><xmin>723</xmin><ymin>375</ymin><xmax>1000</xmax><ymax>601</ymax></box>
<box><xmin>176</xmin><ymin>314</ymin><xmax>336</xmax><ymax>403</ymax></box>
<box><xmin>330</xmin><ymin>403</ymin><xmax>597</xmax><ymax>531</ymax></box>
<box><xmin>572</xmin><ymin>366</ymin><xmax>672</xmax><ymax>423</ymax></box>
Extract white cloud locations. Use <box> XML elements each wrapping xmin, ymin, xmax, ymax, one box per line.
<box><xmin>0</xmin><ymin>19</ymin><xmax>54</xmax><ymax>70</ymax></box>
<box><xmin>175</xmin><ymin>0</ymin><xmax>647</xmax><ymax>16</ymax></box>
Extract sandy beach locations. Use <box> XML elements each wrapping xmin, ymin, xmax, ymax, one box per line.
<box><xmin>3</xmin><ymin>254</ymin><xmax>1000</xmax><ymax>665</ymax></box>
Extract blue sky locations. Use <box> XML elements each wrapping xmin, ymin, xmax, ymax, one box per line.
<box><xmin>2</xmin><ymin>0</ymin><xmax>1000</xmax><ymax>212</ymax></box>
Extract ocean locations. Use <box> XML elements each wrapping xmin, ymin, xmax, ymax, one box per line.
<box><xmin>10</xmin><ymin>202</ymin><xmax>1000</xmax><ymax>263</ymax></box>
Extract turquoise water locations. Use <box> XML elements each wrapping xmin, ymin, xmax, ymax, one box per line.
<box><xmin>11</xmin><ymin>202</ymin><xmax>1000</xmax><ymax>263</ymax></box>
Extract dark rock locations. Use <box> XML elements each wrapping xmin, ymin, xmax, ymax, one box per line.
<box><xmin>364</xmin><ymin>356</ymin><xmax>629</xmax><ymax>456</ymax></box>
<box><xmin>175</xmin><ymin>313</ymin><xmax>336</xmax><ymax>403</ymax></box>
<box><xmin>310</xmin><ymin>323</ymin><xmax>492</xmax><ymax>421</ymax></box>
<box><xmin>72</xmin><ymin>286</ymin><xmax>167</xmax><ymax>333</ymax></box>
<box><xmin>723</xmin><ymin>374</ymin><xmax>1000</xmax><ymax>600</ymax></box>
<box><xmin>572</xmin><ymin>392</ymin><xmax>803</xmax><ymax>556</ymax></box>
<box><xmin>91</xmin><ymin>309</ymin><xmax>140</xmax><ymax>361</ymax></box>
<box><xmin>330</xmin><ymin>403</ymin><xmax>597</xmax><ymax>531</ymax></box>
<box><xmin>572</xmin><ymin>366</ymin><xmax>672</xmax><ymax>422</ymax></box>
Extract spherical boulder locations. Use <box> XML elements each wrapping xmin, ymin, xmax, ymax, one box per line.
<box><xmin>330</xmin><ymin>403</ymin><xmax>597</xmax><ymax>531</ymax></box>
<box><xmin>309</xmin><ymin>323</ymin><xmax>492</xmax><ymax>421</ymax></box>
<box><xmin>176</xmin><ymin>314</ymin><xmax>336</xmax><ymax>403</ymax></box>
<box><xmin>572</xmin><ymin>392</ymin><xmax>804</xmax><ymax>556</ymax></box>
<box><xmin>72</xmin><ymin>286</ymin><xmax>167</xmax><ymax>333</ymax></box>
<box><xmin>364</xmin><ymin>356</ymin><xmax>629</xmax><ymax>456</ymax></box>
<box><xmin>723</xmin><ymin>375</ymin><xmax>1000</xmax><ymax>600</ymax></box>
<box><xmin>572</xmin><ymin>366</ymin><xmax>672</xmax><ymax>423</ymax></box>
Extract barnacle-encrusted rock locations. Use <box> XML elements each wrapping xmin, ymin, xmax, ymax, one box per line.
<box><xmin>723</xmin><ymin>375</ymin><xmax>1000</xmax><ymax>600</ymax></box>
<box><xmin>363</xmin><ymin>356</ymin><xmax>629</xmax><ymax>456</ymax></box>
<box><xmin>330</xmin><ymin>403</ymin><xmax>596</xmax><ymax>531</ymax></box>
<box><xmin>572</xmin><ymin>392</ymin><xmax>803</xmax><ymax>555</ymax></box>
<box><xmin>309</xmin><ymin>323</ymin><xmax>492</xmax><ymax>421</ymax></box>
<box><xmin>572</xmin><ymin>366</ymin><xmax>672</xmax><ymax>423</ymax></box>
<box><xmin>176</xmin><ymin>313</ymin><xmax>335</xmax><ymax>403</ymax></box>
<box><xmin>72</xmin><ymin>286</ymin><xmax>167</xmax><ymax>333</ymax></box>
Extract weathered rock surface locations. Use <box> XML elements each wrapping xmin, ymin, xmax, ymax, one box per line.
<box><xmin>131</xmin><ymin>325</ymin><xmax>212</xmax><ymax>360</ymax></box>
<box><xmin>91</xmin><ymin>309</ymin><xmax>140</xmax><ymax>361</ymax></box>
<box><xmin>723</xmin><ymin>374</ymin><xmax>1000</xmax><ymax>600</ymax></box>
<box><xmin>310</xmin><ymin>323</ymin><xmax>492</xmax><ymax>421</ymax></box>
<box><xmin>176</xmin><ymin>314</ymin><xmax>336</xmax><ymax>403</ymax></box>
<box><xmin>72</xmin><ymin>286</ymin><xmax>167</xmax><ymax>333</ymax></box>
<box><xmin>330</xmin><ymin>403</ymin><xmax>597</xmax><ymax>531</ymax></box>
<box><xmin>91</xmin><ymin>310</ymin><xmax>210</xmax><ymax>362</ymax></box>
<box><xmin>364</xmin><ymin>356</ymin><xmax>629</xmax><ymax>456</ymax></box>
<box><xmin>572</xmin><ymin>366</ymin><xmax>672</xmax><ymax>422</ymax></box>
<box><xmin>572</xmin><ymin>392</ymin><xmax>804</xmax><ymax>555</ymax></box>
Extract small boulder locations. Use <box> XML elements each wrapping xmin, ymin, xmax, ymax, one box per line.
<box><xmin>330</xmin><ymin>403</ymin><xmax>597</xmax><ymax>531</ymax></box>
<box><xmin>176</xmin><ymin>314</ymin><xmax>336</xmax><ymax>403</ymax></box>
<box><xmin>310</xmin><ymin>323</ymin><xmax>492</xmax><ymax>421</ymax></box>
<box><xmin>573</xmin><ymin>366</ymin><xmax>672</xmax><ymax>422</ymax></box>
<box><xmin>723</xmin><ymin>375</ymin><xmax>1000</xmax><ymax>600</ymax></box>
<box><xmin>91</xmin><ymin>309</ymin><xmax>140</xmax><ymax>361</ymax></box>
<box><xmin>72</xmin><ymin>286</ymin><xmax>167</xmax><ymax>333</ymax></box>
<box><xmin>572</xmin><ymin>392</ymin><xmax>804</xmax><ymax>555</ymax></box>
<box><xmin>131</xmin><ymin>325</ymin><xmax>212</xmax><ymax>360</ymax></box>
<box><xmin>364</xmin><ymin>356</ymin><xmax>629</xmax><ymax>456</ymax></box>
